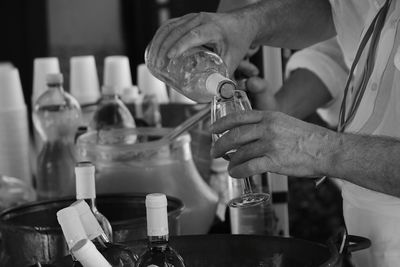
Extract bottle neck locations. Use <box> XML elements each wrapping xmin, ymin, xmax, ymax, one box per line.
<box><xmin>48</xmin><ymin>83</ymin><xmax>64</xmax><ymax>90</ymax></box>
<box><xmin>92</xmin><ymin>232</ymin><xmax>110</xmax><ymax>249</ymax></box>
<box><xmin>148</xmin><ymin>235</ymin><xmax>169</xmax><ymax>251</ymax></box>
<box><xmin>205</xmin><ymin>73</ymin><xmax>235</xmax><ymax>99</ymax></box>
<box><xmin>81</xmin><ymin>198</ymin><xmax>97</xmax><ymax>213</ymax></box>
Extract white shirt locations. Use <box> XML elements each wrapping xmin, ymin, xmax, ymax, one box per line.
<box><xmin>285</xmin><ymin>37</ymin><xmax>348</xmax><ymax>127</ymax></box>
<box><xmin>289</xmin><ymin>0</ymin><xmax>400</xmax><ymax>266</ymax></box>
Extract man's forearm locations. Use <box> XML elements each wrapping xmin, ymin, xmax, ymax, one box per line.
<box><xmin>321</xmin><ymin>132</ymin><xmax>400</xmax><ymax>197</ymax></box>
<box><xmin>276</xmin><ymin>69</ymin><xmax>332</xmax><ymax>119</ymax></box>
<box><xmin>239</xmin><ymin>0</ymin><xmax>336</xmax><ymax>49</ymax></box>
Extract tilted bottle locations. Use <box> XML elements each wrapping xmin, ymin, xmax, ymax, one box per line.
<box><xmin>71</xmin><ymin>200</ymin><xmax>138</xmax><ymax>266</ymax></box>
<box><xmin>32</xmin><ymin>73</ymin><xmax>81</xmax><ymax>199</ymax></box>
<box><xmin>75</xmin><ymin>161</ymin><xmax>113</xmax><ymax>241</ymax></box>
<box><xmin>71</xmin><ymin>239</ymin><xmax>112</xmax><ymax>267</ymax></box>
<box><xmin>136</xmin><ymin>193</ymin><xmax>185</xmax><ymax>267</ymax></box>
<box><xmin>56</xmin><ymin>206</ymin><xmax>87</xmax><ymax>267</ymax></box>
<box><xmin>145</xmin><ymin>46</ymin><xmax>236</xmax><ymax>103</ymax></box>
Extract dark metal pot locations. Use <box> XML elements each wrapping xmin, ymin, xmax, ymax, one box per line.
<box><xmin>128</xmin><ymin>231</ymin><xmax>370</xmax><ymax>267</ymax></box>
<box><xmin>0</xmin><ymin>193</ymin><xmax>183</xmax><ymax>267</ymax></box>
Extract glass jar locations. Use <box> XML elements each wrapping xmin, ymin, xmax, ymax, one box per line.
<box><xmin>77</xmin><ymin>128</ymin><xmax>217</xmax><ymax>235</ymax></box>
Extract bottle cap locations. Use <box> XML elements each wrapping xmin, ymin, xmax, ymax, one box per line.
<box><xmin>219</xmin><ymin>81</ymin><xmax>236</xmax><ymax>99</ymax></box>
<box><xmin>145</xmin><ymin>193</ymin><xmax>169</xmax><ymax>236</ymax></box>
<box><xmin>70</xmin><ymin>200</ymin><xmax>105</xmax><ymax>241</ymax></box>
<box><xmin>46</xmin><ymin>73</ymin><xmax>63</xmax><ymax>85</ymax></box>
<box><xmin>101</xmin><ymin>85</ymin><xmax>116</xmax><ymax>95</ymax></box>
<box><xmin>206</xmin><ymin>73</ymin><xmax>235</xmax><ymax>100</ymax></box>
<box><xmin>121</xmin><ymin>85</ymin><xmax>141</xmax><ymax>103</ymax></box>
<box><xmin>32</xmin><ymin>57</ymin><xmax>60</xmax><ymax>105</ymax></box>
<box><xmin>75</xmin><ymin>162</ymin><xmax>96</xmax><ymax>199</ymax></box>
<box><xmin>72</xmin><ymin>239</ymin><xmax>112</xmax><ymax>267</ymax></box>
<box><xmin>57</xmin><ymin>206</ymin><xmax>87</xmax><ymax>250</ymax></box>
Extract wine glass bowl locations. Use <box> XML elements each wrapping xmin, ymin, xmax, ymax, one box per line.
<box><xmin>211</xmin><ymin>90</ymin><xmax>270</xmax><ymax>208</ymax></box>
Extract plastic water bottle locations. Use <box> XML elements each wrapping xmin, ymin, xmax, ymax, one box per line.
<box><xmin>32</xmin><ymin>73</ymin><xmax>81</xmax><ymax>199</ymax></box>
<box><xmin>89</xmin><ymin>85</ymin><xmax>135</xmax><ymax>132</ymax></box>
<box><xmin>145</xmin><ymin>46</ymin><xmax>235</xmax><ymax>103</ymax></box>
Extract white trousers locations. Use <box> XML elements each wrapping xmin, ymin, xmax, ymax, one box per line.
<box><xmin>343</xmin><ymin>200</ymin><xmax>400</xmax><ymax>267</ymax></box>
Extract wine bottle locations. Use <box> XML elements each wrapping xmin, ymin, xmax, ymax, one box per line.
<box><xmin>56</xmin><ymin>206</ymin><xmax>87</xmax><ymax>267</ymax></box>
<box><xmin>136</xmin><ymin>193</ymin><xmax>185</xmax><ymax>267</ymax></box>
<box><xmin>71</xmin><ymin>200</ymin><xmax>138</xmax><ymax>266</ymax></box>
<box><xmin>71</xmin><ymin>239</ymin><xmax>111</xmax><ymax>267</ymax></box>
<box><xmin>74</xmin><ymin>161</ymin><xmax>113</xmax><ymax>241</ymax></box>
<box><xmin>145</xmin><ymin>46</ymin><xmax>235</xmax><ymax>103</ymax></box>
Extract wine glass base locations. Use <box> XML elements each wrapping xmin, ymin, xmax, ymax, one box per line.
<box><xmin>228</xmin><ymin>193</ymin><xmax>270</xmax><ymax>208</ymax></box>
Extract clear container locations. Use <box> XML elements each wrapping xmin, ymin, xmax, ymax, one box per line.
<box><xmin>145</xmin><ymin>46</ymin><xmax>235</xmax><ymax>103</ymax></box>
<box><xmin>77</xmin><ymin>128</ymin><xmax>218</xmax><ymax>235</ymax></box>
<box><xmin>0</xmin><ymin>175</ymin><xmax>36</xmax><ymax>211</ymax></box>
<box><xmin>32</xmin><ymin>73</ymin><xmax>81</xmax><ymax>199</ymax></box>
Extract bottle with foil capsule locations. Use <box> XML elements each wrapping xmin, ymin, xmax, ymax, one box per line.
<box><xmin>75</xmin><ymin>161</ymin><xmax>113</xmax><ymax>241</ymax></box>
<box><xmin>136</xmin><ymin>193</ymin><xmax>185</xmax><ymax>267</ymax></box>
<box><xmin>56</xmin><ymin>206</ymin><xmax>87</xmax><ymax>267</ymax></box>
<box><xmin>145</xmin><ymin>45</ymin><xmax>236</xmax><ymax>103</ymax></box>
<box><xmin>71</xmin><ymin>200</ymin><xmax>138</xmax><ymax>266</ymax></box>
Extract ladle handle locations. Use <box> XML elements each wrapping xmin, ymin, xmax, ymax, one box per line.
<box><xmin>164</xmin><ymin>104</ymin><xmax>210</xmax><ymax>142</ymax></box>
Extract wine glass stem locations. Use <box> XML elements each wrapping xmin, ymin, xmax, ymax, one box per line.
<box><xmin>243</xmin><ymin>177</ymin><xmax>253</xmax><ymax>195</ymax></box>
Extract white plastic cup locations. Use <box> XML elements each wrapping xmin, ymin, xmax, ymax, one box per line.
<box><xmin>0</xmin><ymin>68</ymin><xmax>31</xmax><ymax>185</ymax></box>
<box><xmin>0</xmin><ymin>62</ymin><xmax>14</xmax><ymax>71</ymax></box>
<box><xmin>137</xmin><ymin>63</ymin><xmax>169</xmax><ymax>104</ymax></box>
<box><xmin>32</xmin><ymin>57</ymin><xmax>60</xmax><ymax>105</ymax></box>
<box><xmin>0</xmin><ymin>68</ymin><xmax>26</xmax><ymax>110</ymax></box>
<box><xmin>103</xmin><ymin>56</ymin><xmax>132</xmax><ymax>95</ymax></box>
<box><xmin>70</xmin><ymin>55</ymin><xmax>100</xmax><ymax>105</ymax></box>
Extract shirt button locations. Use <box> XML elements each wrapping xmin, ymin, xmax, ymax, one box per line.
<box><xmin>371</xmin><ymin>83</ymin><xmax>378</xmax><ymax>91</ymax></box>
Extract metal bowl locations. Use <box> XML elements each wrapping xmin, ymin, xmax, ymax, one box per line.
<box><xmin>0</xmin><ymin>193</ymin><xmax>183</xmax><ymax>267</ymax></box>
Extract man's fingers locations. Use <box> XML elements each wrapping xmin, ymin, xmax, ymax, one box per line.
<box><xmin>168</xmin><ymin>23</ymin><xmax>222</xmax><ymax>59</ymax></box>
<box><xmin>211</xmin><ymin>110</ymin><xmax>263</xmax><ymax>135</ymax></box>
<box><xmin>149</xmin><ymin>14</ymin><xmax>197</xmax><ymax>67</ymax></box>
<box><xmin>246</xmin><ymin>77</ymin><xmax>271</xmax><ymax>94</ymax></box>
<box><xmin>236</xmin><ymin>61</ymin><xmax>259</xmax><ymax>78</ymax></box>
<box><xmin>228</xmin><ymin>140</ymin><xmax>270</xmax><ymax>167</ymax></box>
<box><xmin>156</xmin><ymin>13</ymin><xmax>201</xmax><ymax>64</ymax></box>
<box><xmin>211</xmin><ymin>124</ymin><xmax>262</xmax><ymax>158</ymax></box>
<box><xmin>228</xmin><ymin>157</ymin><xmax>269</xmax><ymax>178</ymax></box>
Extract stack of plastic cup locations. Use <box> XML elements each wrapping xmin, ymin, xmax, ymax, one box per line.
<box><xmin>0</xmin><ymin>62</ymin><xmax>13</xmax><ymax>71</ymax></box>
<box><xmin>32</xmin><ymin>57</ymin><xmax>60</xmax><ymax>106</ymax></box>
<box><xmin>103</xmin><ymin>56</ymin><xmax>133</xmax><ymax>95</ymax></box>
<box><xmin>70</xmin><ymin>55</ymin><xmax>101</xmax><ymax>105</ymax></box>
<box><xmin>137</xmin><ymin>63</ymin><xmax>169</xmax><ymax>104</ymax></box>
<box><xmin>0</xmin><ymin>68</ymin><xmax>32</xmax><ymax>185</ymax></box>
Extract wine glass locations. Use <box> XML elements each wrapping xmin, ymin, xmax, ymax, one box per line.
<box><xmin>211</xmin><ymin>90</ymin><xmax>270</xmax><ymax>208</ymax></box>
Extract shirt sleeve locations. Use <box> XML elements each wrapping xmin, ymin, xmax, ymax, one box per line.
<box><xmin>285</xmin><ymin>37</ymin><xmax>349</xmax><ymax>127</ymax></box>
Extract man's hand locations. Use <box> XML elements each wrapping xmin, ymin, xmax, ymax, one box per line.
<box><xmin>234</xmin><ymin>56</ymin><xmax>280</xmax><ymax>111</ymax></box>
<box><xmin>146</xmin><ymin>12</ymin><xmax>258</xmax><ymax>76</ymax></box>
<box><xmin>210</xmin><ymin>110</ymin><xmax>336</xmax><ymax>178</ymax></box>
